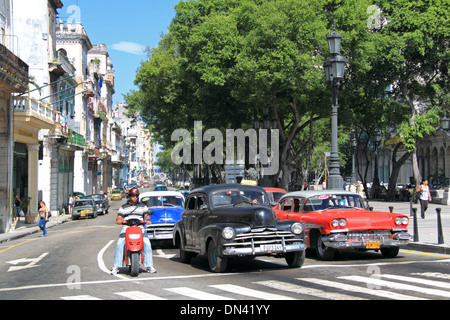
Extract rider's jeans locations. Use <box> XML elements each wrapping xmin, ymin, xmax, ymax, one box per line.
<box><xmin>113</xmin><ymin>226</ymin><xmax>154</xmax><ymax>268</ymax></box>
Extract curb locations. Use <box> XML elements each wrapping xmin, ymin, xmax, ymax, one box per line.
<box><xmin>405</xmin><ymin>242</ymin><xmax>450</xmax><ymax>255</ymax></box>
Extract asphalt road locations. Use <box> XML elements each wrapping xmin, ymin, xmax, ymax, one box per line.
<box><xmin>0</xmin><ymin>197</ymin><xmax>449</xmax><ymax>307</ymax></box>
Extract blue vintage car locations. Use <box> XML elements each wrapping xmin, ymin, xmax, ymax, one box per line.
<box><xmin>139</xmin><ymin>191</ymin><xmax>185</xmax><ymax>240</ymax></box>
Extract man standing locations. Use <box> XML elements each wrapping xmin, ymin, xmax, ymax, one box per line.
<box><xmin>111</xmin><ymin>187</ymin><xmax>156</xmax><ymax>275</ymax></box>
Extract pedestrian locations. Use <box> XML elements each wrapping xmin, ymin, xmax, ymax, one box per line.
<box><xmin>110</xmin><ymin>187</ymin><xmax>156</xmax><ymax>275</ymax></box>
<box><xmin>14</xmin><ymin>195</ymin><xmax>21</xmax><ymax>221</ymax></box>
<box><xmin>68</xmin><ymin>194</ymin><xmax>74</xmax><ymax>215</ymax></box>
<box><xmin>35</xmin><ymin>200</ymin><xmax>49</xmax><ymax>237</ymax></box>
<box><xmin>416</xmin><ymin>179</ymin><xmax>432</xmax><ymax>219</ymax></box>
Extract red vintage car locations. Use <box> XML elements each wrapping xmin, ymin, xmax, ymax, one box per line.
<box><xmin>273</xmin><ymin>190</ymin><xmax>411</xmax><ymax>260</ymax></box>
<box><xmin>263</xmin><ymin>187</ymin><xmax>287</xmax><ymax>207</ymax></box>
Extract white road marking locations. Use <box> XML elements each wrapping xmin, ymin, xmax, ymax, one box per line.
<box><xmin>256</xmin><ymin>280</ymin><xmax>363</xmax><ymax>300</ymax></box>
<box><xmin>115</xmin><ymin>291</ymin><xmax>167</xmax><ymax>300</ymax></box>
<box><xmin>340</xmin><ymin>275</ymin><xmax>450</xmax><ymax>299</ymax></box>
<box><xmin>210</xmin><ymin>284</ymin><xmax>295</xmax><ymax>300</ymax></box>
<box><xmin>298</xmin><ymin>278</ymin><xmax>426</xmax><ymax>300</ymax></box>
<box><xmin>165</xmin><ymin>287</ymin><xmax>235</xmax><ymax>300</ymax></box>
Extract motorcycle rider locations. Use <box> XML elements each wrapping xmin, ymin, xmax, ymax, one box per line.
<box><xmin>111</xmin><ymin>187</ymin><xmax>157</xmax><ymax>275</ymax></box>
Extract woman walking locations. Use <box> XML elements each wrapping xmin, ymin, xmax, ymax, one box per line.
<box><xmin>36</xmin><ymin>201</ymin><xmax>49</xmax><ymax>237</ymax></box>
<box><xmin>416</xmin><ymin>179</ymin><xmax>432</xmax><ymax>219</ymax></box>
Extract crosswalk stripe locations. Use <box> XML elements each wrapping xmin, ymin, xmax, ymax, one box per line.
<box><xmin>115</xmin><ymin>291</ymin><xmax>167</xmax><ymax>300</ymax></box>
<box><xmin>210</xmin><ymin>284</ymin><xmax>296</xmax><ymax>300</ymax></box>
<box><xmin>299</xmin><ymin>278</ymin><xmax>427</xmax><ymax>300</ymax></box>
<box><xmin>379</xmin><ymin>274</ymin><xmax>450</xmax><ymax>290</ymax></box>
<box><xmin>165</xmin><ymin>287</ymin><xmax>235</xmax><ymax>300</ymax></box>
<box><xmin>340</xmin><ymin>275</ymin><xmax>450</xmax><ymax>299</ymax></box>
<box><xmin>61</xmin><ymin>295</ymin><xmax>102</xmax><ymax>300</ymax></box>
<box><xmin>256</xmin><ymin>280</ymin><xmax>364</xmax><ymax>300</ymax></box>
<box><xmin>412</xmin><ymin>272</ymin><xmax>450</xmax><ymax>280</ymax></box>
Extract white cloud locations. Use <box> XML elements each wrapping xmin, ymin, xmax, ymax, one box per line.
<box><xmin>110</xmin><ymin>41</ymin><xmax>146</xmax><ymax>55</ymax></box>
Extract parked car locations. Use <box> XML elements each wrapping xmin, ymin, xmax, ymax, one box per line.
<box><xmin>139</xmin><ymin>191</ymin><xmax>185</xmax><ymax>241</ymax></box>
<box><xmin>110</xmin><ymin>188</ymin><xmax>123</xmax><ymax>201</ymax></box>
<box><xmin>85</xmin><ymin>194</ymin><xmax>110</xmax><ymax>215</ymax></box>
<box><xmin>263</xmin><ymin>187</ymin><xmax>287</xmax><ymax>207</ymax></box>
<box><xmin>173</xmin><ymin>184</ymin><xmax>306</xmax><ymax>273</ymax></box>
<box><xmin>273</xmin><ymin>190</ymin><xmax>411</xmax><ymax>260</ymax></box>
<box><xmin>72</xmin><ymin>199</ymin><xmax>96</xmax><ymax>220</ymax></box>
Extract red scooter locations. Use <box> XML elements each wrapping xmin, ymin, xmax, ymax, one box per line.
<box><xmin>124</xmin><ymin>219</ymin><xmax>145</xmax><ymax>277</ymax></box>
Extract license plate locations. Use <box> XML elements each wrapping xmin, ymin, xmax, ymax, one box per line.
<box><xmin>81</xmin><ymin>209</ymin><xmax>90</xmax><ymax>214</ymax></box>
<box><xmin>261</xmin><ymin>244</ymin><xmax>283</xmax><ymax>252</ymax></box>
<box><xmin>366</xmin><ymin>241</ymin><xmax>380</xmax><ymax>249</ymax></box>
<box><xmin>80</xmin><ymin>213</ymin><xmax>86</xmax><ymax>217</ymax></box>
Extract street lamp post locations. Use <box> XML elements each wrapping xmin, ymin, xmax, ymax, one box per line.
<box><xmin>323</xmin><ymin>20</ymin><xmax>348</xmax><ymax>190</ymax></box>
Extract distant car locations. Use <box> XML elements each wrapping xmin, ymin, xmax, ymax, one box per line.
<box><xmin>263</xmin><ymin>187</ymin><xmax>287</xmax><ymax>207</ymax></box>
<box><xmin>273</xmin><ymin>190</ymin><xmax>411</xmax><ymax>260</ymax></box>
<box><xmin>72</xmin><ymin>199</ymin><xmax>96</xmax><ymax>220</ymax></box>
<box><xmin>110</xmin><ymin>188</ymin><xmax>123</xmax><ymax>201</ymax></box>
<box><xmin>173</xmin><ymin>184</ymin><xmax>306</xmax><ymax>273</ymax></box>
<box><xmin>155</xmin><ymin>185</ymin><xmax>168</xmax><ymax>191</ymax></box>
<box><xmin>139</xmin><ymin>191</ymin><xmax>185</xmax><ymax>240</ymax></box>
<box><xmin>85</xmin><ymin>194</ymin><xmax>110</xmax><ymax>215</ymax></box>
<box><xmin>142</xmin><ymin>181</ymin><xmax>150</xmax><ymax>188</ymax></box>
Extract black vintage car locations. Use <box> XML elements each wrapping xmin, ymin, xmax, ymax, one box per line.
<box><xmin>173</xmin><ymin>184</ymin><xmax>306</xmax><ymax>272</ymax></box>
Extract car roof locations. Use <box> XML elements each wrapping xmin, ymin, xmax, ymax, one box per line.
<box><xmin>280</xmin><ymin>189</ymin><xmax>359</xmax><ymax>200</ymax></box>
<box><xmin>139</xmin><ymin>191</ymin><xmax>185</xmax><ymax>199</ymax></box>
<box><xmin>190</xmin><ymin>184</ymin><xmax>266</xmax><ymax>194</ymax></box>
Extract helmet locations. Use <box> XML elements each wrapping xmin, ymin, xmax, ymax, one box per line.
<box><xmin>128</xmin><ymin>187</ymin><xmax>140</xmax><ymax>197</ymax></box>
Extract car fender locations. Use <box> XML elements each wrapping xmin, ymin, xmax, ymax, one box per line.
<box><xmin>198</xmin><ymin>223</ymin><xmax>251</xmax><ymax>254</ymax></box>
<box><xmin>173</xmin><ymin>221</ymin><xmax>186</xmax><ymax>247</ymax></box>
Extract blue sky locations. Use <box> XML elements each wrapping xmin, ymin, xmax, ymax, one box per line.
<box><xmin>58</xmin><ymin>0</ymin><xmax>180</xmax><ymax>106</ymax></box>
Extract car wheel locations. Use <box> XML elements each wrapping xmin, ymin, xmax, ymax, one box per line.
<box><xmin>285</xmin><ymin>250</ymin><xmax>305</xmax><ymax>268</ymax></box>
<box><xmin>380</xmin><ymin>246</ymin><xmax>399</xmax><ymax>258</ymax></box>
<box><xmin>315</xmin><ymin>234</ymin><xmax>335</xmax><ymax>261</ymax></box>
<box><xmin>207</xmin><ymin>240</ymin><xmax>228</xmax><ymax>273</ymax></box>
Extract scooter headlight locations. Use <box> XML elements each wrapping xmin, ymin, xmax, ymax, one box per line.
<box><xmin>128</xmin><ymin>234</ymin><xmax>141</xmax><ymax>240</ymax></box>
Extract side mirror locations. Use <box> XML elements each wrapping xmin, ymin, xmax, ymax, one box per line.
<box><xmin>200</xmin><ymin>204</ymin><xmax>208</xmax><ymax>210</ymax></box>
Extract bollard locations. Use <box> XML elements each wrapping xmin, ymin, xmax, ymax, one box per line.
<box><xmin>389</xmin><ymin>206</ymin><xmax>393</xmax><ymax>212</ymax></box>
<box><xmin>436</xmin><ymin>208</ymin><xmax>444</xmax><ymax>245</ymax></box>
<box><xmin>412</xmin><ymin>208</ymin><xmax>419</xmax><ymax>242</ymax></box>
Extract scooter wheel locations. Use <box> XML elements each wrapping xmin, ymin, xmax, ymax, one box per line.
<box><xmin>130</xmin><ymin>252</ymin><xmax>140</xmax><ymax>277</ymax></box>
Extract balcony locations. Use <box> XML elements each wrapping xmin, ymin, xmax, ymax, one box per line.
<box><xmin>0</xmin><ymin>43</ymin><xmax>28</xmax><ymax>93</ymax></box>
<box><xmin>13</xmin><ymin>96</ymin><xmax>54</xmax><ymax>130</ymax></box>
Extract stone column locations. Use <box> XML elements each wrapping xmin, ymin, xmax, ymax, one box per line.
<box><xmin>27</xmin><ymin>145</ymin><xmax>40</xmax><ymax>215</ymax></box>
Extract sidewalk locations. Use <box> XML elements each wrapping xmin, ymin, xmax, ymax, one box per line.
<box><xmin>1</xmin><ymin>201</ymin><xmax>449</xmax><ymax>255</ymax></box>
<box><xmin>0</xmin><ymin>214</ymin><xmax>72</xmax><ymax>244</ymax></box>
<box><xmin>369</xmin><ymin>200</ymin><xmax>450</xmax><ymax>255</ymax></box>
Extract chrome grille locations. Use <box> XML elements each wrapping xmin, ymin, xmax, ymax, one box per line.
<box><xmin>223</xmin><ymin>228</ymin><xmax>300</xmax><ymax>248</ymax></box>
<box><xmin>347</xmin><ymin>230</ymin><xmax>392</xmax><ymax>241</ymax></box>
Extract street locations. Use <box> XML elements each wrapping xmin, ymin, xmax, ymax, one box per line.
<box><xmin>0</xmin><ymin>198</ymin><xmax>449</xmax><ymax>303</ymax></box>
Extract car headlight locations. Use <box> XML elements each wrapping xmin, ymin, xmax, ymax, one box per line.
<box><xmin>395</xmin><ymin>217</ymin><xmax>402</xmax><ymax>225</ymax></box>
<box><xmin>222</xmin><ymin>227</ymin><xmax>235</xmax><ymax>240</ymax></box>
<box><xmin>291</xmin><ymin>222</ymin><xmax>303</xmax><ymax>235</ymax></box>
<box><xmin>332</xmin><ymin>219</ymin><xmax>346</xmax><ymax>228</ymax></box>
<box><xmin>402</xmin><ymin>217</ymin><xmax>409</xmax><ymax>225</ymax></box>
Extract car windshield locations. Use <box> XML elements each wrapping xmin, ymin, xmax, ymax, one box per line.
<box><xmin>74</xmin><ymin>200</ymin><xmax>93</xmax><ymax>207</ymax></box>
<box><xmin>303</xmin><ymin>194</ymin><xmax>365</xmax><ymax>212</ymax></box>
<box><xmin>211</xmin><ymin>189</ymin><xmax>269</xmax><ymax>207</ymax></box>
<box><xmin>112</xmin><ymin>190</ymin><xmax>121</xmax><ymax>194</ymax></box>
<box><xmin>141</xmin><ymin>195</ymin><xmax>184</xmax><ymax>208</ymax></box>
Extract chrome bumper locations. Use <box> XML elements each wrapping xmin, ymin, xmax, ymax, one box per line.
<box><xmin>222</xmin><ymin>242</ymin><xmax>306</xmax><ymax>256</ymax></box>
<box><xmin>146</xmin><ymin>223</ymin><xmax>175</xmax><ymax>240</ymax></box>
<box><xmin>321</xmin><ymin>232</ymin><xmax>411</xmax><ymax>249</ymax></box>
